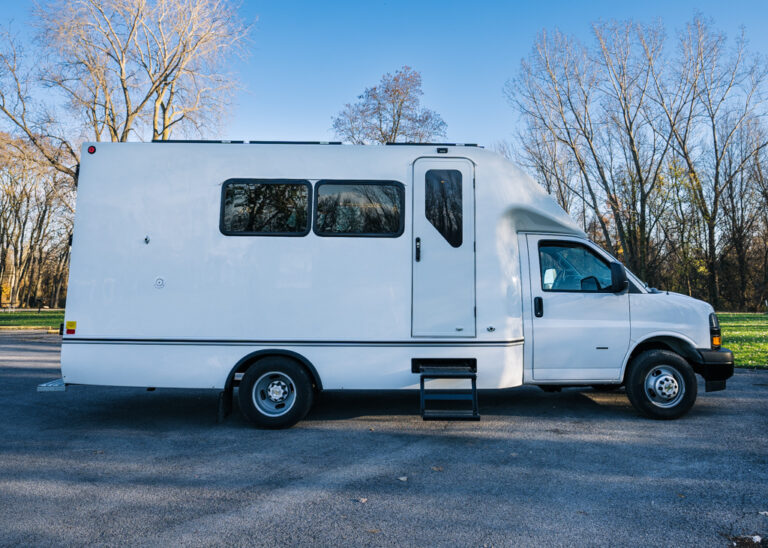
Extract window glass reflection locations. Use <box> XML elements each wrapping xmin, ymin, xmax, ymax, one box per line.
<box><xmin>222</xmin><ymin>181</ymin><xmax>310</xmax><ymax>234</ymax></box>
<box><xmin>425</xmin><ymin>169</ymin><xmax>462</xmax><ymax>247</ymax></box>
<box><xmin>315</xmin><ymin>182</ymin><xmax>404</xmax><ymax>236</ymax></box>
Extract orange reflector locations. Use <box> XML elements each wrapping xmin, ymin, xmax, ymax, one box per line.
<box><xmin>712</xmin><ymin>335</ymin><xmax>721</xmax><ymax>347</ymax></box>
<box><xmin>65</xmin><ymin>321</ymin><xmax>76</xmax><ymax>335</ymax></box>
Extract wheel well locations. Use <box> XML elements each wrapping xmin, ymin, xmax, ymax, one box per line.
<box><xmin>225</xmin><ymin>350</ymin><xmax>322</xmax><ymax>394</ymax></box>
<box><xmin>623</xmin><ymin>337</ymin><xmax>700</xmax><ymax>382</ymax></box>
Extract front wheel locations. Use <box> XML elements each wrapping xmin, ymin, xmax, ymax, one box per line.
<box><xmin>625</xmin><ymin>350</ymin><xmax>697</xmax><ymax>420</ymax></box>
<box><xmin>238</xmin><ymin>357</ymin><xmax>314</xmax><ymax>429</ymax></box>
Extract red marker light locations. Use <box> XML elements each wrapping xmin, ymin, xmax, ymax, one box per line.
<box><xmin>87</xmin><ymin>145</ymin><xmax>96</xmax><ymax>154</ymax></box>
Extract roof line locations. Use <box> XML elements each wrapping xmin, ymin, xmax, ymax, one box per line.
<box><xmin>150</xmin><ymin>140</ymin><xmax>343</xmax><ymax>145</ymax></box>
<box><xmin>385</xmin><ymin>142</ymin><xmax>480</xmax><ymax>147</ymax></box>
<box><xmin>146</xmin><ymin>140</ymin><xmax>483</xmax><ymax>147</ymax></box>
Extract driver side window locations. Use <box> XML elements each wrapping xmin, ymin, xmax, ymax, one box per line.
<box><xmin>539</xmin><ymin>242</ymin><xmax>612</xmax><ymax>292</ymax></box>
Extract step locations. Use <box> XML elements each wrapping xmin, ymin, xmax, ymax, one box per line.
<box><xmin>419</xmin><ymin>367</ymin><xmax>480</xmax><ymax>421</ymax></box>
<box><xmin>422</xmin><ymin>409</ymin><xmax>480</xmax><ymax>421</ymax></box>
<box><xmin>422</xmin><ymin>392</ymin><xmax>475</xmax><ymax>401</ymax></box>
<box><xmin>419</xmin><ymin>367</ymin><xmax>476</xmax><ymax>379</ymax></box>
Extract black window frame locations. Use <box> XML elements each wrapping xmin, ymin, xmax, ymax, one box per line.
<box><xmin>219</xmin><ymin>178</ymin><xmax>312</xmax><ymax>237</ymax></box>
<box><xmin>537</xmin><ymin>240</ymin><xmax>614</xmax><ymax>293</ymax></box>
<box><xmin>313</xmin><ymin>180</ymin><xmax>406</xmax><ymax>238</ymax></box>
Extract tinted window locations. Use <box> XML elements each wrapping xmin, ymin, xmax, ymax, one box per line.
<box><xmin>315</xmin><ymin>181</ymin><xmax>404</xmax><ymax>236</ymax></box>
<box><xmin>425</xmin><ymin>169</ymin><xmax>462</xmax><ymax>247</ymax></box>
<box><xmin>539</xmin><ymin>242</ymin><xmax>612</xmax><ymax>292</ymax></box>
<box><xmin>221</xmin><ymin>180</ymin><xmax>310</xmax><ymax>235</ymax></box>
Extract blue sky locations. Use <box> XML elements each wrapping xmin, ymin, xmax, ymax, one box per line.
<box><xmin>4</xmin><ymin>1</ymin><xmax>768</xmax><ymax>145</ymax></box>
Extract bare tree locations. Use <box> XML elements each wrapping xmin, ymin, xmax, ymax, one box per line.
<box><xmin>0</xmin><ymin>0</ymin><xmax>248</xmax><ymax>183</ymax></box>
<box><xmin>507</xmin><ymin>30</ymin><xmax>611</xmax><ymax>250</ymax></box>
<box><xmin>508</xmin><ymin>126</ymin><xmax>578</xmax><ymax>215</ymax></box>
<box><xmin>506</xmin><ymin>22</ymin><xmax>674</xmax><ymax>281</ymax></box>
<box><xmin>0</xmin><ymin>134</ymin><xmax>71</xmax><ymax>308</ymax></box>
<box><xmin>720</xmin><ymin>122</ymin><xmax>763</xmax><ymax>308</ymax></box>
<box><xmin>509</xmin><ymin>16</ymin><xmax>768</xmax><ymax>309</ymax></box>
<box><xmin>37</xmin><ymin>0</ymin><xmax>248</xmax><ymax>142</ymax></box>
<box><xmin>0</xmin><ymin>29</ymin><xmax>78</xmax><ymax>190</ymax></box>
<box><xmin>647</xmin><ymin>17</ymin><xmax>768</xmax><ymax>307</ymax></box>
<box><xmin>332</xmin><ymin>66</ymin><xmax>447</xmax><ymax>144</ymax></box>
<box><xmin>754</xmin><ymin>148</ymin><xmax>768</xmax><ymax>309</ymax></box>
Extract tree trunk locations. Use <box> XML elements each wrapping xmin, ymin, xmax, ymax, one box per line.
<box><xmin>707</xmin><ymin>222</ymin><xmax>719</xmax><ymax>309</ymax></box>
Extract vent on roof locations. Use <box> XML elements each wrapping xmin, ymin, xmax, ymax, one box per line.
<box><xmin>385</xmin><ymin>142</ymin><xmax>480</xmax><ymax>147</ymax></box>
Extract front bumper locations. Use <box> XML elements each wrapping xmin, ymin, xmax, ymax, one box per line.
<box><xmin>692</xmin><ymin>347</ymin><xmax>734</xmax><ymax>392</ymax></box>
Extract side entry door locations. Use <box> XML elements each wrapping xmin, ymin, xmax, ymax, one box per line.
<box><xmin>412</xmin><ymin>158</ymin><xmax>475</xmax><ymax>337</ymax></box>
<box><xmin>526</xmin><ymin>235</ymin><xmax>630</xmax><ymax>381</ymax></box>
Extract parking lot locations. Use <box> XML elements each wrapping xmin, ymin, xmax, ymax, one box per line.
<box><xmin>1</xmin><ymin>331</ymin><xmax>766</xmax><ymax>546</ymax></box>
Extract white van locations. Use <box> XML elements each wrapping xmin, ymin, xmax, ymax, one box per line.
<box><xmin>59</xmin><ymin>141</ymin><xmax>734</xmax><ymax>428</ymax></box>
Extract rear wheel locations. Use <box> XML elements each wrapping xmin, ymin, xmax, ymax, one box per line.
<box><xmin>625</xmin><ymin>350</ymin><xmax>697</xmax><ymax>419</ymax></box>
<box><xmin>238</xmin><ymin>357</ymin><xmax>314</xmax><ymax>429</ymax></box>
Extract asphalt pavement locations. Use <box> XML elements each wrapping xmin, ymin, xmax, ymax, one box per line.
<box><xmin>1</xmin><ymin>331</ymin><xmax>766</xmax><ymax>546</ymax></box>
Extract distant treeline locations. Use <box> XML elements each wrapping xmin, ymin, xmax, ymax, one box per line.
<box><xmin>0</xmin><ymin>136</ymin><xmax>71</xmax><ymax>308</ymax></box>
<box><xmin>506</xmin><ymin>17</ymin><xmax>768</xmax><ymax>311</ymax></box>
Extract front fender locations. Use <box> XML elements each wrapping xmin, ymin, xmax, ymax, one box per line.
<box><xmin>620</xmin><ymin>331</ymin><xmax>702</xmax><ymax>380</ymax></box>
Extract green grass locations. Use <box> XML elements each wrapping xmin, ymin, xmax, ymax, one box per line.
<box><xmin>718</xmin><ymin>313</ymin><xmax>768</xmax><ymax>368</ymax></box>
<box><xmin>0</xmin><ymin>309</ymin><xmax>65</xmax><ymax>328</ymax></box>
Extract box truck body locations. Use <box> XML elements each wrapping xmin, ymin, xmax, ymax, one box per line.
<box><xmin>59</xmin><ymin>142</ymin><xmax>734</xmax><ymax>426</ymax></box>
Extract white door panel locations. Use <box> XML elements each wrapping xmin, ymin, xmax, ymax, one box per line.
<box><xmin>412</xmin><ymin>159</ymin><xmax>475</xmax><ymax>337</ymax></box>
<box><xmin>526</xmin><ymin>234</ymin><xmax>629</xmax><ymax>381</ymax></box>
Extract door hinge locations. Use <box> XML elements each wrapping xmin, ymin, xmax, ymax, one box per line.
<box><xmin>474</xmin><ymin>306</ymin><xmax>477</xmax><ymax>317</ymax></box>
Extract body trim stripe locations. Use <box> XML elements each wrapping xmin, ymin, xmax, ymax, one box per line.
<box><xmin>62</xmin><ymin>338</ymin><xmax>524</xmax><ymax>347</ymax></box>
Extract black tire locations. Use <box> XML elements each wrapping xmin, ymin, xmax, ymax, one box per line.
<box><xmin>625</xmin><ymin>350</ymin><xmax>697</xmax><ymax>419</ymax></box>
<box><xmin>238</xmin><ymin>357</ymin><xmax>314</xmax><ymax>429</ymax></box>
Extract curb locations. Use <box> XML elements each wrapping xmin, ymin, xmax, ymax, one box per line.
<box><xmin>0</xmin><ymin>326</ymin><xmax>60</xmax><ymax>334</ymax></box>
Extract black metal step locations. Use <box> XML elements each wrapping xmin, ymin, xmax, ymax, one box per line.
<box><xmin>423</xmin><ymin>392</ymin><xmax>475</xmax><ymax>401</ymax></box>
<box><xmin>419</xmin><ymin>364</ymin><xmax>480</xmax><ymax>421</ymax></box>
<box><xmin>420</xmin><ymin>369</ymin><xmax>476</xmax><ymax>379</ymax></box>
<box><xmin>422</xmin><ymin>409</ymin><xmax>480</xmax><ymax>421</ymax></box>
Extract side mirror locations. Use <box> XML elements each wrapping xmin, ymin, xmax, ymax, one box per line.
<box><xmin>610</xmin><ymin>262</ymin><xmax>628</xmax><ymax>293</ymax></box>
<box><xmin>580</xmin><ymin>276</ymin><xmax>599</xmax><ymax>291</ymax></box>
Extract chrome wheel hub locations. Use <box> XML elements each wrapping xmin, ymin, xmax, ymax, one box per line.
<box><xmin>654</xmin><ymin>375</ymin><xmax>679</xmax><ymax>399</ymax></box>
<box><xmin>252</xmin><ymin>371</ymin><xmax>297</xmax><ymax>417</ymax></box>
<box><xmin>267</xmin><ymin>380</ymin><xmax>289</xmax><ymax>402</ymax></box>
<box><xmin>644</xmin><ymin>365</ymin><xmax>685</xmax><ymax>408</ymax></box>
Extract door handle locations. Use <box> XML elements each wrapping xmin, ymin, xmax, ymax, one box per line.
<box><xmin>534</xmin><ymin>297</ymin><xmax>543</xmax><ymax>317</ymax></box>
<box><xmin>415</xmin><ymin>237</ymin><xmax>421</xmax><ymax>262</ymax></box>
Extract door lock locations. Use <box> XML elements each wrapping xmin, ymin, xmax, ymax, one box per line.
<box><xmin>415</xmin><ymin>237</ymin><xmax>421</xmax><ymax>262</ymax></box>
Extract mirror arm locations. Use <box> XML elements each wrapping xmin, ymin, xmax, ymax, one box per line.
<box><xmin>610</xmin><ymin>262</ymin><xmax>629</xmax><ymax>293</ymax></box>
